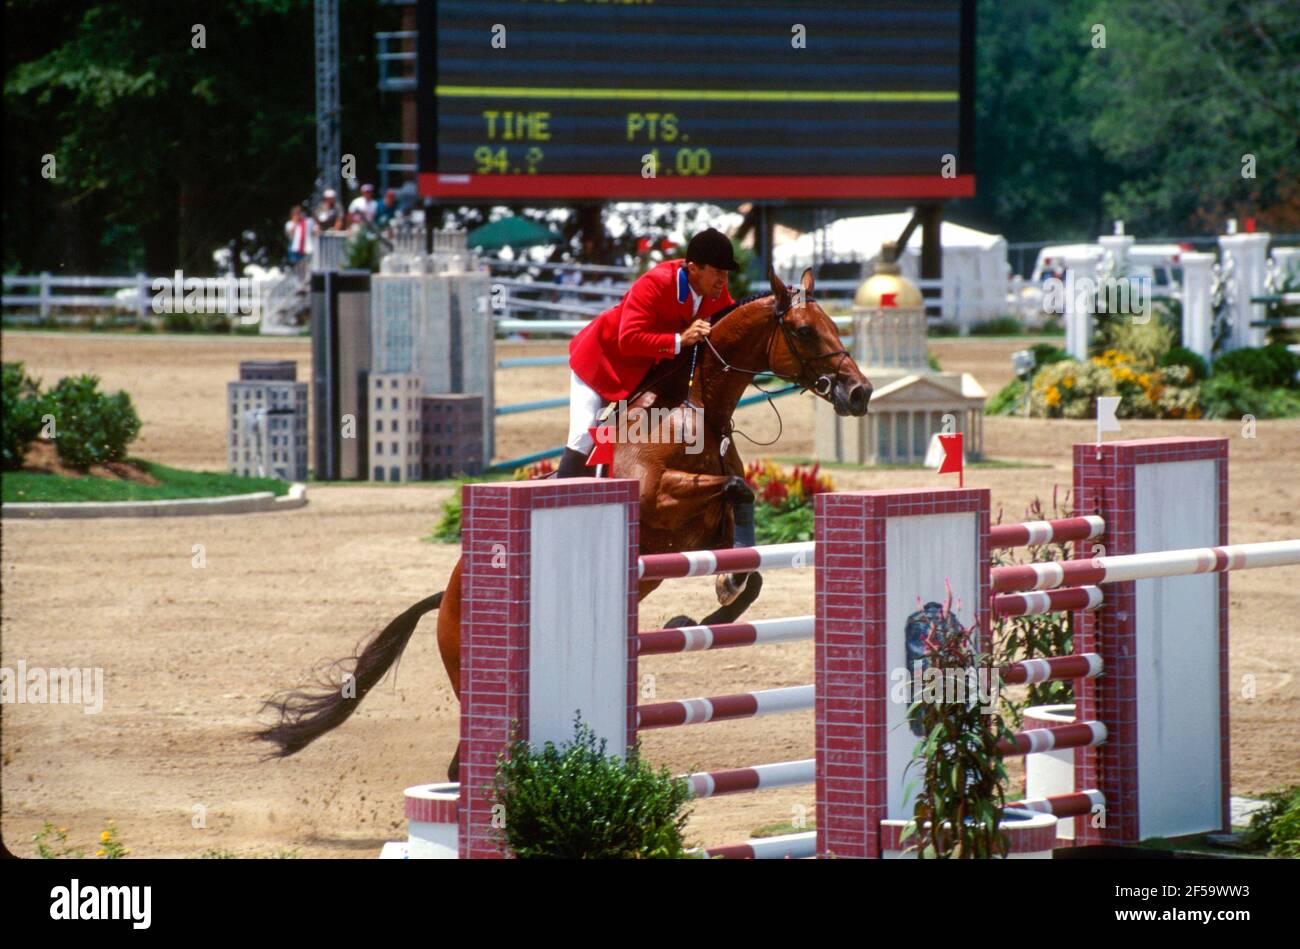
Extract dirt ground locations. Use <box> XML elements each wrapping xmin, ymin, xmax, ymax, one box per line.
<box><xmin>2</xmin><ymin>330</ymin><xmax>1297</xmax><ymax>858</ymax></box>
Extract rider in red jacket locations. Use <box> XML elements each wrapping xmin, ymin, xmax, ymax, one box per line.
<box><xmin>561</xmin><ymin>228</ymin><xmax>736</xmax><ymax>465</ymax></box>
<box><xmin>559</xmin><ymin>228</ymin><xmax>756</xmax><ymax>553</ymax></box>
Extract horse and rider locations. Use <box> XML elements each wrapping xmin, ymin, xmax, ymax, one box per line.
<box><xmin>257</xmin><ymin>227</ymin><xmax>873</xmax><ymax>780</ymax></box>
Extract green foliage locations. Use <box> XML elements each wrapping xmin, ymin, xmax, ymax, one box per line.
<box><xmin>755</xmin><ymin>503</ymin><xmax>813</xmax><ymax>544</ymax></box>
<box><xmin>1029</xmin><ymin>352</ymin><xmax>1201</xmax><ymax>420</ymax></box>
<box><xmin>928</xmin><ymin>322</ymin><xmax>960</xmax><ymax>337</ymax></box>
<box><xmin>1245</xmin><ymin>786</ymin><xmax>1300</xmax><ymax>858</ymax></box>
<box><xmin>969</xmin><ymin>316</ymin><xmax>1024</xmax><ymax>336</ymax></box>
<box><xmin>4</xmin><ymin>0</ymin><xmax>395</xmax><ymax>275</ymax></box>
<box><xmin>1198</xmin><ymin>373</ymin><xmax>1300</xmax><ymax>421</ymax></box>
<box><xmin>2</xmin><ymin>361</ymin><xmax>45</xmax><ymax>469</ymax></box>
<box><xmin>431</xmin><ymin>490</ymin><xmax>462</xmax><ymax>543</ymax></box>
<box><xmin>1212</xmin><ymin>344</ymin><xmax>1300</xmax><ymax>390</ymax></box>
<box><xmin>344</xmin><ymin>228</ymin><xmax>383</xmax><ymax>272</ymax></box>
<box><xmin>1078</xmin><ymin>0</ymin><xmax>1300</xmax><ymax>234</ymax></box>
<box><xmin>492</xmin><ymin>718</ymin><xmax>693</xmax><ymax>859</ymax></box>
<box><xmin>1159</xmin><ymin>346</ymin><xmax>1209</xmax><ymax>382</ymax></box>
<box><xmin>986</xmin><ymin>378</ymin><xmax>1027</xmax><ymax>416</ymax></box>
<box><xmin>3</xmin><ymin>460</ymin><xmax>290</xmax><ymax>504</ymax></box>
<box><xmin>902</xmin><ymin>598</ymin><xmax>1017</xmax><ymax>858</ymax></box>
<box><xmin>40</xmin><ymin>374</ymin><xmax>141</xmax><ymax>470</ymax></box>
<box><xmin>33</xmin><ymin>819</ymin><xmax>129</xmax><ymax>858</ymax></box>
<box><xmin>1029</xmin><ymin>343</ymin><xmax>1071</xmax><ymax>367</ymax></box>
<box><xmin>1095</xmin><ymin>313</ymin><xmax>1176</xmax><ymax>366</ymax></box>
<box><xmin>162</xmin><ymin>311</ymin><xmax>232</xmax><ymax>333</ymax></box>
<box><xmin>33</xmin><ymin>822</ymin><xmax>83</xmax><ymax>859</ymax></box>
<box><xmin>745</xmin><ymin>460</ymin><xmax>833</xmax><ymax>543</ymax></box>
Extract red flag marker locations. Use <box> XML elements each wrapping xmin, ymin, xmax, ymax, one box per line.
<box><xmin>586</xmin><ymin>425</ymin><xmax>615</xmax><ymax>468</ymax></box>
<box><xmin>936</xmin><ymin>432</ymin><xmax>964</xmax><ymax>487</ymax></box>
<box><xmin>880</xmin><ymin>292</ymin><xmax>898</xmax><ymax>307</ymax></box>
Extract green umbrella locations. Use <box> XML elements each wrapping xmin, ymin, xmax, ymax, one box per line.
<box><xmin>468</xmin><ymin>216</ymin><xmax>562</xmax><ymax>251</ymax></box>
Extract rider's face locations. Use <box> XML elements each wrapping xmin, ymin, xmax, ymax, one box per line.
<box><xmin>690</xmin><ymin>263</ymin><xmax>729</xmax><ymax>299</ymax></box>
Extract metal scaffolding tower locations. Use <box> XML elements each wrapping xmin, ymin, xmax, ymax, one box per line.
<box><xmin>314</xmin><ymin>0</ymin><xmax>340</xmax><ymax>202</ymax></box>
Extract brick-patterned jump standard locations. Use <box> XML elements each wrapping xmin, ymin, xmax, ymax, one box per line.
<box><xmin>456</xmin><ymin>437</ymin><xmax>1286</xmax><ymax>858</ymax></box>
<box><xmin>813</xmin><ymin>437</ymin><xmax>1246</xmax><ymax>855</ymax></box>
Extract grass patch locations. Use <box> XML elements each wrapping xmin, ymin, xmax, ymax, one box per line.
<box><xmin>2</xmin><ymin>460</ymin><xmax>291</xmax><ymax>504</ymax></box>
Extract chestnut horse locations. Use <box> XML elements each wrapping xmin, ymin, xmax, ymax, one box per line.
<box><xmin>256</xmin><ymin>267</ymin><xmax>872</xmax><ymax>779</ymax></box>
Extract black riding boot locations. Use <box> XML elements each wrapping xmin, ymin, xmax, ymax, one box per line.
<box><xmin>555</xmin><ymin>447</ymin><xmax>591</xmax><ymax>479</ymax></box>
<box><xmin>717</xmin><ymin>500</ymin><xmax>757</xmax><ymax>605</ymax></box>
<box><xmin>733</xmin><ymin>500</ymin><xmax>756</xmax><ymax>549</ymax></box>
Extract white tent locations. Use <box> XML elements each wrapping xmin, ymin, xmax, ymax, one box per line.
<box><xmin>774</xmin><ymin>212</ymin><xmax>1010</xmax><ymax>329</ymax></box>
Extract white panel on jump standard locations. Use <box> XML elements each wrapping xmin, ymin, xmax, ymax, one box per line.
<box><xmin>1134</xmin><ymin>459</ymin><xmax>1221</xmax><ymax>839</ymax></box>
<box><xmin>529</xmin><ymin>504</ymin><xmax>629</xmax><ymax>754</ymax></box>
<box><xmin>884</xmin><ymin>511</ymin><xmax>982</xmax><ymax>820</ymax></box>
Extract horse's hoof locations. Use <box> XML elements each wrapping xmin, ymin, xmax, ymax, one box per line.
<box><xmin>715</xmin><ymin>571</ymin><xmax>750</xmax><ymax>607</ymax></box>
<box><xmin>723</xmin><ymin>475</ymin><xmax>755</xmax><ymax>504</ymax></box>
<box><xmin>664</xmin><ymin>614</ymin><xmax>698</xmax><ymax>629</ymax></box>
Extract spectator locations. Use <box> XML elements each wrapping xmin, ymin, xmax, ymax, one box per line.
<box><xmin>314</xmin><ymin>189</ymin><xmax>342</xmax><ymax>231</ymax></box>
<box><xmin>285</xmin><ymin>204</ymin><xmax>316</xmax><ymax>268</ymax></box>
<box><xmin>376</xmin><ymin>188</ymin><xmax>401</xmax><ymax>230</ymax></box>
<box><xmin>349</xmin><ymin>183</ymin><xmax>378</xmax><ymax>224</ymax></box>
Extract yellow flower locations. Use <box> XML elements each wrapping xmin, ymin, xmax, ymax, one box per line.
<box><xmin>1045</xmin><ymin>387</ymin><xmax>1061</xmax><ymax>406</ymax></box>
<box><xmin>58</xmin><ymin>827</ymin><xmax>68</xmax><ymax>834</ymax></box>
<box><xmin>95</xmin><ymin>849</ymin><xmax>106</xmax><ymax>857</ymax></box>
<box><xmin>100</xmin><ymin>831</ymin><xmax>111</xmax><ymax>843</ymax></box>
<box><xmin>1062</xmin><ymin>376</ymin><xmax>1074</xmax><ymax>389</ymax></box>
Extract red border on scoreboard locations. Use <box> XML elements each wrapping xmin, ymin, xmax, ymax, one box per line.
<box><xmin>418</xmin><ymin>173</ymin><xmax>975</xmax><ymax>200</ymax></box>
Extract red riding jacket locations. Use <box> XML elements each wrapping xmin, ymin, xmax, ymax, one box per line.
<box><xmin>569</xmin><ymin>260</ymin><xmax>735</xmax><ymax>402</ymax></box>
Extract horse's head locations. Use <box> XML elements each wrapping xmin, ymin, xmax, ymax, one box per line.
<box><xmin>765</xmin><ymin>266</ymin><xmax>872</xmax><ymax>417</ymax></box>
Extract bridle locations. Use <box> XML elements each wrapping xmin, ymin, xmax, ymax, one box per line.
<box><xmin>696</xmin><ymin>291</ymin><xmax>853</xmax><ymax>398</ymax></box>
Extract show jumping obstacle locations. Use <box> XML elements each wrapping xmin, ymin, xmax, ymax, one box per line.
<box><xmin>419</xmin><ymin>436</ymin><xmax>1300</xmax><ymax>859</ymax></box>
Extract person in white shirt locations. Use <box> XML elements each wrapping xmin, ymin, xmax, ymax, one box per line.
<box><xmin>348</xmin><ymin>183</ymin><xmax>378</xmax><ymax>224</ymax></box>
<box><xmin>284</xmin><ymin>205</ymin><xmax>316</xmax><ymax>264</ymax></box>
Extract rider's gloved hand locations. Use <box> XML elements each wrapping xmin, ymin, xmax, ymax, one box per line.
<box><xmin>680</xmin><ymin>319</ymin><xmax>712</xmax><ymax>348</ymax></box>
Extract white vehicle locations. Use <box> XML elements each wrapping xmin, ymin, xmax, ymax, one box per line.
<box><xmin>1019</xmin><ymin>243</ymin><xmax>1186</xmax><ymax>322</ymax></box>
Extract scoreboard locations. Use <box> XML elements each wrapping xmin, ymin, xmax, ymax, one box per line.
<box><xmin>417</xmin><ymin>0</ymin><xmax>974</xmax><ymax>201</ymax></box>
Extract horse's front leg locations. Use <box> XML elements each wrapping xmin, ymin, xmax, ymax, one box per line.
<box><xmin>641</xmin><ymin>468</ymin><xmax>752</xmax><ymax>532</ymax></box>
<box><xmin>642</xmin><ymin>468</ymin><xmax>757</xmax><ymax>628</ymax></box>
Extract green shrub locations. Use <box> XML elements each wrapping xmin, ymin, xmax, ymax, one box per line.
<box><xmin>1159</xmin><ymin>345</ymin><xmax>1209</xmax><ymax>382</ymax></box>
<box><xmin>928</xmin><ymin>322</ymin><xmax>960</xmax><ymax>337</ymax></box>
<box><xmin>492</xmin><ymin>718</ymin><xmax>693</xmax><ymax>859</ymax></box>
<box><xmin>1199</xmin><ymin>372</ymin><xmax>1300</xmax><ymax>420</ymax></box>
<box><xmin>1029</xmin><ymin>352</ymin><xmax>1201</xmax><ymax>420</ymax></box>
<box><xmin>1212</xmin><ymin>344</ymin><xmax>1300</xmax><ymax>390</ymax></box>
<box><xmin>1028</xmin><ymin>343</ymin><xmax>1071</xmax><ymax>367</ymax></box>
<box><xmin>431</xmin><ymin>491</ymin><xmax>462</xmax><ymax>543</ymax></box>
<box><xmin>1095</xmin><ymin>312</ymin><xmax>1175</xmax><ymax>365</ymax></box>
<box><xmin>1245</xmin><ymin>786</ymin><xmax>1300</xmax><ymax>858</ymax></box>
<box><xmin>986</xmin><ymin>378</ymin><xmax>1027</xmax><ymax>416</ymax></box>
<box><xmin>2</xmin><ymin>362</ymin><xmax>45</xmax><ymax>469</ymax></box>
<box><xmin>345</xmin><ymin>229</ymin><xmax>383</xmax><ymax>272</ymax></box>
<box><xmin>41</xmin><ymin>375</ymin><xmax>141</xmax><ymax>470</ymax></box>
<box><xmin>969</xmin><ymin>315</ymin><xmax>1023</xmax><ymax>336</ymax></box>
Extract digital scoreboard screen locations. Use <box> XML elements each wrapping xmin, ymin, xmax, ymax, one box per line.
<box><xmin>417</xmin><ymin>0</ymin><xmax>974</xmax><ymax>201</ymax></box>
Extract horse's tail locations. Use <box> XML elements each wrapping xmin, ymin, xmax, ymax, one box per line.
<box><xmin>254</xmin><ymin>591</ymin><xmax>444</xmax><ymax>757</ymax></box>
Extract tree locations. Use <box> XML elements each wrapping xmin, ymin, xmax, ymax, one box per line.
<box><xmin>4</xmin><ymin>0</ymin><xmax>396</xmax><ymax>275</ymax></box>
<box><xmin>1079</xmin><ymin>0</ymin><xmax>1300</xmax><ymax>233</ymax></box>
